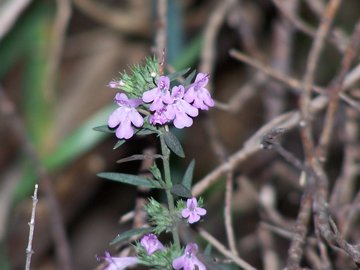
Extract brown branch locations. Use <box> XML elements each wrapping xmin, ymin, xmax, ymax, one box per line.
<box><xmin>156</xmin><ymin>0</ymin><xmax>167</xmax><ymax>74</ymax></box>
<box><xmin>192</xmin><ymin>95</ymin><xmax>328</xmax><ymax>197</ymax></box>
<box><xmin>200</xmin><ymin>0</ymin><xmax>236</xmax><ymax>91</ymax></box>
<box><xmin>316</xmin><ymin>20</ymin><xmax>360</xmax><ymax>162</ymax></box>
<box><xmin>299</xmin><ymin>0</ymin><xmax>342</xmax><ymax>161</ymax></box>
<box><xmin>286</xmin><ymin>185</ymin><xmax>313</xmax><ymax>269</ymax></box>
<box><xmin>198</xmin><ymin>228</ymin><xmax>257</xmax><ymax>270</ymax></box>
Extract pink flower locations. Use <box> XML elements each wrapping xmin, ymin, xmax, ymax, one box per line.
<box><xmin>149</xmin><ymin>106</ymin><xmax>170</xmax><ymax>125</ymax></box>
<box><xmin>164</xmin><ymin>85</ymin><xmax>198</xmax><ymax>129</ymax></box>
<box><xmin>140</xmin><ymin>234</ymin><xmax>164</xmax><ymax>255</ymax></box>
<box><xmin>108</xmin><ymin>93</ymin><xmax>144</xmax><ymax>139</ymax></box>
<box><xmin>172</xmin><ymin>243</ymin><xmax>206</xmax><ymax>270</ymax></box>
<box><xmin>142</xmin><ymin>76</ymin><xmax>173</xmax><ymax>111</ymax></box>
<box><xmin>181</xmin><ymin>197</ymin><xmax>206</xmax><ymax>224</ymax></box>
<box><xmin>184</xmin><ymin>73</ymin><xmax>214</xmax><ymax>110</ymax></box>
<box><xmin>101</xmin><ymin>251</ymin><xmax>138</xmax><ymax>270</ymax></box>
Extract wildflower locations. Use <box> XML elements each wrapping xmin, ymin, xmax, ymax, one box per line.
<box><xmin>99</xmin><ymin>251</ymin><xmax>138</xmax><ymax>270</ymax></box>
<box><xmin>184</xmin><ymin>73</ymin><xmax>214</xmax><ymax>110</ymax></box>
<box><xmin>108</xmin><ymin>93</ymin><xmax>144</xmax><ymax>139</ymax></box>
<box><xmin>142</xmin><ymin>76</ymin><xmax>172</xmax><ymax>111</ymax></box>
<box><xmin>181</xmin><ymin>197</ymin><xmax>206</xmax><ymax>224</ymax></box>
<box><xmin>108</xmin><ymin>80</ymin><xmax>125</xmax><ymax>89</ymax></box>
<box><xmin>172</xmin><ymin>243</ymin><xmax>206</xmax><ymax>270</ymax></box>
<box><xmin>140</xmin><ymin>233</ymin><xmax>165</xmax><ymax>255</ymax></box>
<box><xmin>149</xmin><ymin>106</ymin><xmax>170</xmax><ymax>125</ymax></box>
<box><xmin>164</xmin><ymin>85</ymin><xmax>198</xmax><ymax>129</ymax></box>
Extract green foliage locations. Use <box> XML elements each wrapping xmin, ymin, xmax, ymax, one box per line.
<box><xmin>115</xmin><ymin>56</ymin><xmax>159</xmax><ymax>98</ymax></box>
<box><xmin>162</xmin><ymin>130</ymin><xmax>185</xmax><ymax>158</ymax></box>
<box><xmin>145</xmin><ymin>198</ymin><xmax>174</xmax><ymax>234</ymax></box>
<box><xmin>171</xmin><ymin>184</ymin><xmax>192</xmax><ymax>198</ymax></box>
<box><xmin>150</xmin><ymin>163</ymin><xmax>162</xmax><ymax>181</ymax></box>
<box><xmin>136</xmin><ymin>242</ymin><xmax>183</xmax><ymax>270</ymax></box>
<box><xmin>110</xmin><ymin>227</ymin><xmax>154</xmax><ymax>245</ymax></box>
<box><xmin>97</xmin><ymin>172</ymin><xmax>163</xmax><ymax>189</ymax></box>
<box><xmin>182</xmin><ymin>159</ymin><xmax>195</xmax><ymax>190</ymax></box>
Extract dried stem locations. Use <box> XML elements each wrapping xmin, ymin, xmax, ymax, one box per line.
<box><xmin>316</xmin><ymin>20</ymin><xmax>360</xmax><ymax>162</ymax></box>
<box><xmin>25</xmin><ymin>184</ymin><xmax>39</xmax><ymax>270</ymax></box>
<box><xmin>198</xmin><ymin>228</ymin><xmax>257</xmax><ymax>270</ymax></box>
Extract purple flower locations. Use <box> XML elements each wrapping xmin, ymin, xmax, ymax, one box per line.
<box><xmin>108</xmin><ymin>80</ymin><xmax>125</xmax><ymax>89</ymax></box>
<box><xmin>164</xmin><ymin>85</ymin><xmax>198</xmax><ymax>129</ymax></box>
<box><xmin>108</xmin><ymin>93</ymin><xmax>144</xmax><ymax>139</ymax></box>
<box><xmin>140</xmin><ymin>233</ymin><xmax>164</xmax><ymax>255</ymax></box>
<box><xmin>149</xmin><ymin>106</ymin><xmax>170</xmax><ymax>125</ymax></box>
<box><xmin>184</xmin><ymin>73</ymin><xmax>214</xmax><ymax>110</ymax></box>
<box><xmin>100</xmin><ymin>251</ymin><xmax>138</xmax><ymax>270</ymax></box>
<box><xmin>142</xmin><ymin>76</ymin><xmax>173</xmax><ymax>111</ymax></box>
<box><xmin>181</xmin><ymin>197</ymin><xmax>206</xmax><ymax>224</ymax></box>
<box><xmin>172</xmin><ymin>243</ymin><xmax>206</xmax><ymax>270</ymax></box>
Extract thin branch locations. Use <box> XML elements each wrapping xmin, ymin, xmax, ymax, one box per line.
<box><xmin>25</xmin><ymin>184</ymin><xmax>39</xmax><ymax>270</ymax></box>
<box><xmin>200</xmin><ymin>0</ymin><xmax>236</xmax><ymax>91</ymax></box>
<box><xmin>192</xmin><ymin>95</ymin><xmax>329</xmax><ymax>197</ymax></box>
<box><xmin>156</xmin><ymin>0</ymin><xmax>167</xmax><ymax>73</ymax></box>
<box><xmin>316</xmin><ymin>20</ymin><xmax>360</xmax><ymax>162</ymax></box>
<box><xmin>286</xmin><ymin>185</ymin><xmax>313</xmax><ymax>269</ymax></box>
<box><xmin>300</xmin><ymin>0</ymin><xmax>342</xmax><ymax>163</ymax></box>
<box><xmin>198</xmin><ymin>228</ymin><xmax>257</xmax><ymax>270</ymax></box>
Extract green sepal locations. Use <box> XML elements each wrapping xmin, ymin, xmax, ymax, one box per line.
<box><xmin>183</xmin><ymin>69</ymin><xmax>196</xmax><ymax>87</ymax></box>
<box><xmin>113</xmin><ymin>140</ymin><xmax>125</xmax><ymax>149</ymax></box>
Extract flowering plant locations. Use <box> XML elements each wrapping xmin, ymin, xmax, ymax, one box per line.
<box><xmin>95</xmin><ymin>56</ymin><xmax>213</xmax><ymax>270</ymax></box>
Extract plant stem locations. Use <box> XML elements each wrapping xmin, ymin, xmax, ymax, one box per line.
<box><xmin>159</xmin><ymin>129</ymin><xmax>181</xmax><ymax>249</ymax></box>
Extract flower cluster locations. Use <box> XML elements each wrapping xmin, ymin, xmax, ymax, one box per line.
<box><xmin>101</xmin><ymin>237</ymin><xmax>205</xmax><ymax>270</ymax></box>
<box><xmin>107</xmin><ymin>72</ymin><xmax>214</xmax><ymax>140</ymax></box>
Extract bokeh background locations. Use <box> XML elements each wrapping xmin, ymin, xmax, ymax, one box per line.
<box><xmin>1</xmin><ymin>0</ymin><xmax>360</xmax><ymax>269</ymax></box>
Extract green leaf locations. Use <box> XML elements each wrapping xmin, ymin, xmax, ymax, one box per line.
<box><xmin>166</xmin><ymin>67</ymin><xmax>191</xmax><ymax>82</ymax></box>
<box><xmin>116</xmin><ymin>154</ymin><xmax>163</xmax><ymax>164</ymax></box>
<box><xmin>171</xmin><ymin>184</ymin><xmax>192</xmax><ymax>198</ymax></box>
<box><xmin>110</xmin><ymin>227</ymin><xmax>154</xmax><ymax>245</ymax></box>
<box><xmin>137</xmin><ymin>129</ymin><xmax>158</xmax><ymax>136</ymax></box>
<box><xmin>113</xmin><ymin>140</ymin><xmax>125</xmax><ymax>149</ymax></box>
<box><xmin>183</xmin><ymin>69</ymin><xmax>196</xmax><ymax>87</ymax></box>
<box><xmin>163</xmin><ymin>131</ymin><xmax>185</xmax><ymax>158</ymax></box>
<box><xmin>97</xmin><ymin>172</ymin><xmax>163</xmax><ymax>188</ymax></box>
<box><xmin>182</xmin><ymin>159</ymin><xmax>195</xmax><ymax>189</ymax></box>
<box><xmin>93</xmin><ymin>125</ymin><xmax>114</xmax><ymax>133</ymax></box>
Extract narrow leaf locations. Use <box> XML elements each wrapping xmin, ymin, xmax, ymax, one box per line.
<box><xmin>110</xmin><ymin>227</ymin><xmax>154</xmax><ymax>245</ymax></box>
<box><xmin>137</xmin><ymin>129</ymin><xmax>158</xmax><ymax>136</ymax></box>
<box><xmin>113</xmin><ymin>140</ymin><xmax>125</xmax><ymax>149</ymax></box>
<box><xmin>93</xmin><ymin>125</ymin><xmax>114</xmax><ymax>133</ymax></box>
<box><xmin>171</xmin><ymin>184</ymin><xmax>192</xmax><ymax>198</ymax></box>
<box><xmin>166</xmin><ymin>67</ymin><xmax>191</xmax><ymax>82</ymax></box>
<box><xmin>163</xmin><ymin>131</ymin><xmax>185</xmax><ymax>158</ymax></box>
<box><xmin>117</xmin><ymin>154</ymin><xmax>163</xmax><ymax>164</ymax></box>
<box><xmin>97</xmin><ymin>172</ymin><xmax>162</xmax><ymax>188</ymax></box>
<box><xmin>182</xmin><ymin>159</ymin><xmax>195</xmax><ymax>189</ymax></box>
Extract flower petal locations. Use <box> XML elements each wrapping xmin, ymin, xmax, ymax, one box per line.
<box><xmin>172</xmin><ymin>255</ymin><xmax>186</xmax><ymax>270</ymax></box>
<box><xmin>188</xmin><ymin>213</ymin><xmax>201</xmax><ymax>224</ymax></box>
<box><xmin>196</xmin><ymin>207</ymin><xmax>207</xmax><ymax>216</ymax></box>
<box><xmin>129</xmin><ymin>109</ymin><xmax>144</xmax><ymax>127</ymax></box>
<box><xmin>142</xmin><ymin>88</ymin><xmax>159</xmax><ymax>103</ymax></box>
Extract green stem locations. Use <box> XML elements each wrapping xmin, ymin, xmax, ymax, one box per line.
<box><xmin>159</xmin><ymin>128</ymin><xmax>180</xmax><ymax>249</ymax></box>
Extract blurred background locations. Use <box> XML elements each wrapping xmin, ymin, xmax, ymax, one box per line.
<box><xmin>1</xmin><ymin>0</ymin><xmax>360</xmax><ymax>269</ymax></box>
